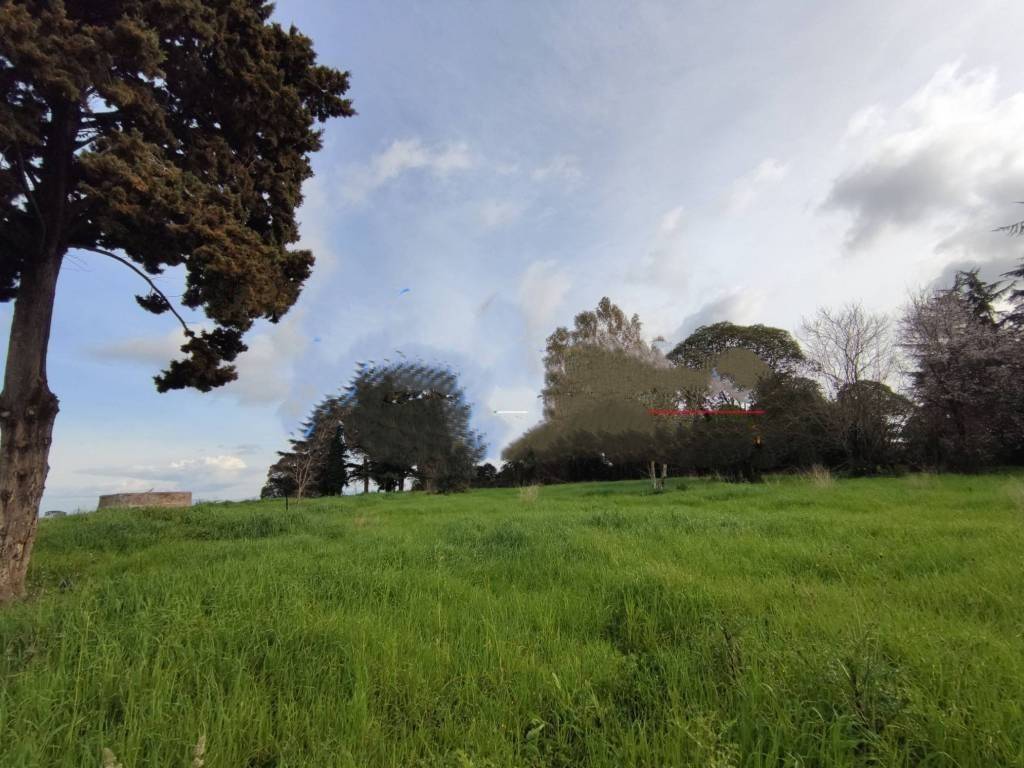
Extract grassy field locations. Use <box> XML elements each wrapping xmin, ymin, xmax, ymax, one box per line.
<box><xmin>2</xmin><ymin>474</ymin><xmax>1023</xmax><ymax>767</ymax></box>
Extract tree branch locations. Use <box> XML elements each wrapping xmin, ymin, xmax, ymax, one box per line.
<box><xmin>12</xmin><ymin>140</ymin><xmax>44</xmax><ymax>236</ymax></box>
<box><xmin>80</xmin><ymin>247</ymin><xmax>195</xmax><ymax>338</ymax></box>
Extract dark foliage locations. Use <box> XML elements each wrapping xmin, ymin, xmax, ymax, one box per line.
<box><xmin>668</xmin><ymin>322</ymin><xmax>804</xmax><ymax>375</ymax></box>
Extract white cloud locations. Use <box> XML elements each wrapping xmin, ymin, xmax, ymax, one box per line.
<box><xmin>824</xmin><ymin>63</ymin><xmax>1024</xmax><ymax>252</ymax></box>
<box><xmin>220</xmin><ymin>310</ymin><xmax>310</xmax><ymax>406</ymax></box>
<box><xmin>479</xmin><ymin>199</ymin><xmax>525</xmax><ymax>228</ymax></box>
<box><xmin>625</xmin><ymin>205</ymin><xmax>689</xmax><ymax>287</ymax></box>
<box><xmin>83</xmin><ymin>453</ymin><xmax>250</xmax><ymax>494</ymax></box>
<box><xmin>531</xmin><ymin>154</ymin><xmax>583</xmax><ymax>184</ymax></box>
<box><xmin>88</xmin><ymin>312</ymin><xmax>308</xmax><ymax>408</ymax></box>
<box><xmin>668</xmin><ymin>291</ymin><xmax>767</xmax><ymax>343</ymax></box>
<box><xmin>343</xmin><ymin>138</ymin><xmax>475</xmax><ymax>203</ymax></box>
<box><xmin>843</xmin><ymin>105</ymin><xmax>886</xmax><ymax>143</ymax></box>
<box><xmin>659</xmin><ymin>205</ymin><xmax>685</xmax><ymax>235</ymax></box>
<box><xmin>726</xmin><ymin>158</ymin><xmax>789</xmax><ymax>214</ymax></box>
<box><xmin>90</xmin><ymin>327</ymin><xmax>188</xmax><ymax>366</ymax></box>
<box><xmin>169</xmin><ymin>455</ymin><xmax>247</xmax><ymax>472</ymax></box>
<box><xmin>518</xmin><ymin>260</ymin><xmax>572</xmax><ymax>341</ymax></box>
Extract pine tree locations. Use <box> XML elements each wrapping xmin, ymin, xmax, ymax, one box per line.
<box><xmin>0</xmin><ymin>1</ymin><xmax>353</xmax><ymax>600</ymax></box>
<box><xmin>318</xmin><ymin>424</ymin><xmax>349</xmax><ymax>496</ymax></box>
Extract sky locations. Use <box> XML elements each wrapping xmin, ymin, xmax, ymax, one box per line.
<box><xmin>5</xmin><ymin>0</ymin><xmax>1024</xmax><ymax>511</ymax></box>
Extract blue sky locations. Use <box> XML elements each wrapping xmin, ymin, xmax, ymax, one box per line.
<box><xmin>5</xmin><ymin>0</ymin><xmax>1024</xmax><ymax>511</ymax></box>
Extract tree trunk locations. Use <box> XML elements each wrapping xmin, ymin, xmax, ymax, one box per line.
<box><xmin>1</xmin><ymin>247</ymin><xmax>64</xmax><ymax>603</ymax></box>
<box><xmin>362</xmin><ymin>458</ymin><xmax>369</xmax><ymax>494</ymax></box>
<box><xmin>660</xmin><ymin>462</ymin><xmax>668</xmax><ymax>491</ymax></box>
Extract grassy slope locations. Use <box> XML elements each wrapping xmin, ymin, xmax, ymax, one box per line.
<box><xmin>2</xmin><ymin>475</ymin><xmax>1023</xmax><ymax>768</ymax></box>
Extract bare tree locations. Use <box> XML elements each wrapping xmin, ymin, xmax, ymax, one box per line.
<box><xmin>800</xmin><ymin>304</ymin><xmax>905</xmax><ymax>473</ymax></box>
<box><xmin>799</xmin><ymin>303</ymin><xmax>897</xmax><ymax>396</ymax></box>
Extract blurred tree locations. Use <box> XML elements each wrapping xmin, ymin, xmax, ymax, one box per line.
<box><xmin>473</xmin><ymin>462</ymin><xmax>498</xmax><ymax>487</ymax></box>
<box><xmin>542</xmin><ymin>297</ymin><xmax>663</xmax><ymax>419</ymax></box>
<box><xmin>341</xmin><ymin>361</ymin><xmax>485</xmax><ymax>493</ymax></box>
<box><xmin>0</xmin><ymin>0</ymin><xmax>353</xmax><ymax>601</ymax></box>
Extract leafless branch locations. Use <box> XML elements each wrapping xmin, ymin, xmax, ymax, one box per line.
<box><xmin>81</xmin><ymin>247</ymin><xmax>194</xmax><ymax>338</ymax></box>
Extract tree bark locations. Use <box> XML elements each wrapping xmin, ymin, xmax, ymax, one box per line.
<box><xmin>1</xmin><ymin>247</ymin><xmax>64</xmax><ymax>603</ymax></box>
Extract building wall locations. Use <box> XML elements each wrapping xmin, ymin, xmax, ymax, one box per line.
<box><xmin>97</xmin><ymin>492</ymin><xmax>192</xmax><ymax>510</ymax></box>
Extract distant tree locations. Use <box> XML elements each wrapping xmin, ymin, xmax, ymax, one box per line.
<box><xmin>0</xmin><ymin>1</ymin><xmax>353</xmax><ymax>602</ymax></box>
<box><xmin>832</xmin><ymin>380</ymin><xmax>912</xmax><ymax>474</ymax></box>
<box><xmin>317</xmin><ymin>423</ymin><xmax>349</xmax><ymax>496</ymax></box>
<box><xmin>261</xmin><ymin>455</ymin><xmax>300</xmax><ymax>499</ymax></box>
<box><xmin>996</xmin><ymin>213</ymin><xmax>1024</xmax><ymax>327</ymax></box>
<box><xmin>473</xmin><ymin>462</ymin><xmax>498</xmax><ymax>487</ymax></box>
<box><xmin>261</xmin><ymin>397</ymin><xmax>345</xmax><ymax>499</ymax></box>
<box><xmin>799</xmin><ymin>304</ymin><xmax>896</xmax><ymax>397</ymax></box>
<box><xmin>341</xmin><ymin>361</ymin><xmax>485</xmax><ymax>493</ymax></box>
<box><xmin>795</xmin><ymin>304</ymin><xmax>909</xmax><ymax>474</ymax></box>
<box><xmin>752</xmin><ymin>373</ymin><xmax>837</xmax><ymax>470</ymax></box>
<box><xmin>1004</xmin><ymin>259</ymin><xmax>1024</xmax><ymax>328</ymax></box>
<box><xmin>899</xmin><ymin>285</ymin><xmax>1024</xmax><ymax>470</ymax></box>
<box><xmin>510</xmin><ymin>342</ymin><xmax>769</xmax><ymax>489</ymax></box>
<box><xmin>668</xmin><ymin>322</ymin><xmax>804</xmax><ymax>375</ymax></box>
<box><xmin>943</xmin><ymin>269</ymin><xmax>1009</xmax><ymax>327</ymax></box>
<box><xmin>542</xmin><ymin>297</ymin><xmax>663</xmax><ymax>419</ymax></box>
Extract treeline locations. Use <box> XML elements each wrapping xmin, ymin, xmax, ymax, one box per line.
<box><xmin>262</xmin><ymin>361</ymin><xmax>484</xmax><ymax>498</ymax></box>
<box><xmin>498</xmin><ymin>268</ymin><xmax>1024</xmax><ymax>487</ymax></box>
<box><xmin>266</xmin><ymin>266</ymin><xmax>1023</xmax><ymax>496</ymax></box>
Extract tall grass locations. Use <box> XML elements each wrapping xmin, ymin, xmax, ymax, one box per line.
<box><xmin>803</xmin><ymin>463</ymin><xmax>835</xmax><ymax>488</ymax></box>
<box><xmin>2</xmin><ymin>474</ymin><xmax>1023</xmax><ymax>767</ymax></box>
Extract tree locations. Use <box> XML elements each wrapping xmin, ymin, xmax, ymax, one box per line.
<box><xmin>832</xmin><ymin>380</ymin><xmax>912</xmax><ymax>474</ymax></box>
<box><xmin>318</xmin><ymin>423</ymin><xmax>349</xmax><ymax>496</ymax></box>
<box><xmin>943</xmin><ymin>269</ymin><xmax>1009</xmax><ymax>327</ymax></box>
<box><xmin>511</xmin><ymin>339</ymin><xmax>770</xmax><ymax>489</ymax></box>
<box><xmin>798</xmin><ymin>304</ymin><xmax>907</xmax><ymax>474</ymax></box>
<box><xmin>0</xmin><ymin>1</ymin><xmax>353</xmax><ymax>601</ymax></box>
<box><xmin>340</xmin><ymin>361</ymin><xmax>485</xmax><ymax>493</ymax></box>
<box><xmin>996</xmin><ymin>211</ymin><xmax>1024</xmax><ymax>328</ymax></box>
<box><xmin>752</xmin><ymin>373</ymin><xmax>837</xmax><ymax>470</ymax></box>
<box><xmin>260</xmin><ymin>396</ymin><xmax>346</xmax><ymax>499</ymax></box>
<box><xmin>899</xmin><ymin>284</ymin><xmax>1024</xmax><ymax>470</ymax></box>
<box><xmin>542</xmin><ymin>297</ymin><xmax>662</xmax><ymax>419</ymax></box>
<box><xmin>1004</xmin><ymin>260</ymin><xmax>1024</xmax><ymax>328</ymax></box>
<box><xmin>260</xmin><ymin>457</ymin><xmax>298</xmax><ymax>499</ymax></box>
<box><xmin>538</xmin><ymin>298</ymin><xmax>678</xmax><ymax>487</ymax></box>
<box><xmin>473</xmin><ymin>462</ymin><xmax>497</xmax><ymax>487</ymax></box>
<box><xmin>799</xmin><ymin>304</ymin><xmax>896</xmax><ymax>397</ymax></box>
<box><xmin>668</xmin><ymin>322</ymin><xmax>804</xmax><ymax>375</ymax></box>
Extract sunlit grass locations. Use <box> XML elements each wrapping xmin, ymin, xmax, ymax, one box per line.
<box><xmin>2</xmin><ymin>473</ymin><xmax>1023</xmax><ymax>767</ymax></box>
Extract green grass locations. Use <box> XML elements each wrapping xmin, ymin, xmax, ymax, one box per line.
<box><xmin>3</xmin><ymin>474</ymin><xmax>1024</xmax><ymax>767</ymax></box>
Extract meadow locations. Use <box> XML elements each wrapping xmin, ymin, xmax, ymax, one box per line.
<box><xmin>2</xmin><ymin>474</ymin><xmax>1023</xmax><ymax>768</ymax></box>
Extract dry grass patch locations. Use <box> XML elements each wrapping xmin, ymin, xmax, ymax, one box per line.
<box><xmin>1005</xmin><ymin>479</ymin><xmax>1024</xmax><ymax>512</ymax></box>
<box><xmin>803</xmin><ymin>464</ymin><xmax>835</xmax><ymax>488</ymax></box>
<box><xmin>518</xmin><ymin>485</ymin><xmax>539</xmax><ymax>503</ymax></box>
